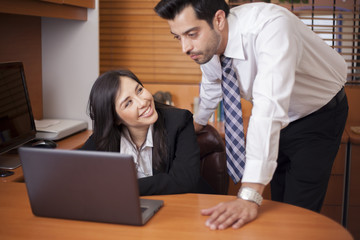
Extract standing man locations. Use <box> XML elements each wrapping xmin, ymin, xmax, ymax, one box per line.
<box><xmin>154</xmin><ymin>0</ymin><xmax>348</xmax><ymax>230</ymax></box>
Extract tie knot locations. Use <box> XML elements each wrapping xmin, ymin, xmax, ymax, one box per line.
<box><xmin>220</xmin><ymin>55</ymin><xmax>232</xmax><ymax>68</ymax></box>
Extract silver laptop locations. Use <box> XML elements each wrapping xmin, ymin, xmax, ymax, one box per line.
<box><xmin>18</xmin><ymin>147</ymin><xmax>163</xmax><ymax>226</ymax></box>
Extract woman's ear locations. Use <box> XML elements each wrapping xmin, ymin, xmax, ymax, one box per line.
<box><xmin>213</xmin><ymin>10</ymin><xmax>227</xmax><ymax>31</ymax></box>
<box><xmin>115</xmin><ymin>115</ymin><xmax>122</xmax><ymax>125</ymax></box>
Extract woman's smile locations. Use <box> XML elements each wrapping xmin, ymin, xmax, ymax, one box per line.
<box><xmin>140</xmin><ymin>105</ymin><xmax>154</xmax><ymax>118</ymax></box>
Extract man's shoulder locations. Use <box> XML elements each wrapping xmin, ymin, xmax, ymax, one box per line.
<box><xmin>229</xmin><ymin>2</ymin><xmax>289</xmax><ymax>24</ymax></box>
<box><xmin>230</xmin><ymin>2</ymin><xmax>285</xmax><ymax>13</ymax></box>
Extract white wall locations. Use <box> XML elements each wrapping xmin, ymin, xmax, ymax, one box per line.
<box><xmin>41</xmin><ymin>0</ymin><xmax>99</xmax><ymax>130</ymax></box>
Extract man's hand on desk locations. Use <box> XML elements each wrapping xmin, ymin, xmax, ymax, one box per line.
<box><xmin>201</xmin><ymin>198</ymin><xmax>259</xmax><ymax>230</ymax></box>
<box><xmin>201</xmin><ymin>183</ymin><xmax>264</xmax><ymax>230</ymax></box>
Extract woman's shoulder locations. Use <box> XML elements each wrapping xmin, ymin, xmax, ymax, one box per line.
<box><xmin>80</xmin><ymin>134</ymin><xmax>96</xmax><ymax>151</ymax></box>
<box><xmin>156</xmin><ymin>102</ymin><xmax>192</xmax><ymax>120</ymax></box>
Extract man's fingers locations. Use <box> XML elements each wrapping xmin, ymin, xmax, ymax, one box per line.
<box><xmin>200</xmin><ymin>202</ymin><xmax>224</xmax><ymax>216</ymax></box>
<box><xmin>217</xmin><ymin>213</ymin><xmax>241</xmax><ymax>230</ymax></box>
<box><xmin>200</xmin><ymin>207</ymin><xmax>214</xmax><ymax>216</ymax></box>
<box><xmin>231</xmin><ymin>218</ymin><xmax>247</xmax><ymax>229</ymax></box>
<box><xmin>208</xmin><ymin>209</ymin><xmax>236</xmax><ymax>230</ymax></box>
<box><xmin>202</xmin><ymin>203</ymin><xmax>227</xmax><ymax>227</ymax></box>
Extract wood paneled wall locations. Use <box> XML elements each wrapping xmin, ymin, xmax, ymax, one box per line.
<box><xmin>99</xmin><ymin>0</ymin><xmax>204</xmax><ymax>112</ymax></box>
<box><xmin>99</xmin><ymin>0</ymin><xmax>202</xmax><ymax>84</ymax></box>
<box><xmin>0</xmin><ymin>13</ymin><xmax>43</xmax><ymax>119</ymax></box>
<box><xmin>144</xmin><ymin>83</ymin><xmax>200</xmax><ymax>111</ymax></box>
<box><xmin>99</xmin><ymin>1</ymin><xmax>255</xmax><ymax>114</ymax></box>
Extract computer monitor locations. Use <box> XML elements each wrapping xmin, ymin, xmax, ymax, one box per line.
<box><xmin>0</xmin><ymin>62</ymin><xmax>37</xmax><ymax>176</ymax></box>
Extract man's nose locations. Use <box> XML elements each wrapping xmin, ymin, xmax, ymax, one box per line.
<box><xmin>181</xmin><ymin>38</ymin><xmax>192</xmax><ymax>54</ymax></box>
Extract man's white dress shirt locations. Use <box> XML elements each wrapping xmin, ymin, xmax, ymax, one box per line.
<box><xmin>195</xmin><ymin>3</ymin><xmax>347</xmax><ymax>185</ymax></box>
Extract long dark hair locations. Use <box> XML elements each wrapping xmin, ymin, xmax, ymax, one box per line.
<box><xmin>154</xmin><ymin>0</ymin><xmax>229</xmax><ymax>28</ymax></box>
<box><xmin>88</xmin><ymin>69</ymin><xmax>167</xmax><ymax>171</ymax></box>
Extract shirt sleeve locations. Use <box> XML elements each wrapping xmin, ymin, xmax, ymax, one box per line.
<box><xmin>242</xmin><ymin>14</ymin><xmax>301</xmax><ymax>185</ymax></box>
<box><xmin>194</xmin><ymin>56</ymin><xmax>223</xmax><ymax>125</ymax></box>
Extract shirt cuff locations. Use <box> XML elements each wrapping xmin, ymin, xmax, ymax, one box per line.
<box><xmin>194</xmin><ymin>105</ymin><xmax>215</xmax><ymax>126</ymax></box>
<box><xmin>241</xmin><ymin>159</ymin><xmax>277</xmax><ymax>185</ymax></box>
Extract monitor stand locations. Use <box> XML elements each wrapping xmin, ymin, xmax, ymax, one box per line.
<box><xmin>0</xmin><ymin>150</ymin><xmax>21</xmax><ymax>177</ymax></box>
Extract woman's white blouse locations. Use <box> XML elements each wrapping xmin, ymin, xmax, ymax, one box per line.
<box><xmin>120</xmin><ymin>125</ymin><xmax>154</xmax><ymax>178</ymax></box>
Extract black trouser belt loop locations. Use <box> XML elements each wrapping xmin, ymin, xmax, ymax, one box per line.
<box><xmin>323</xmin><ymin>87</ymin><xmax>346</xmax><ymax>110</ymax></box>
<box><xmin>335</xmin><ymin>87</ymin><xmax>346</xmax><ymax>103</ymax></box>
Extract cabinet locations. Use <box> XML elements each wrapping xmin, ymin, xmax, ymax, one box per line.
<box><xmin>0</xmin><ymin>0</ymin><xmax>95</xmax><ymax>20</ymax></box>
<box><xmin>347</xmin><ymin>141</ymin><xmax>360</xmax><ymax>240</ymax></box>
<box><xmin>0</xmin><ymin>0</ymin><xmax>95</xmax><ymax>119</ymax></box>
<box><xmin>41</xmin><ymin>0</ymin><xmax>95</xmax><ymax>9</ymax></box>
<box><xmin>344</xmin><ymin>124</ymin><xmax>360</xmax><ymax>240</ymax></box>
<box><xmin>344</xmin><ymin>85</ymin><xmax>360</xmax><ymax>239</ymax></box>
<box><xmin>320</xmin><ymin>132</ymin><xmax>348</xmax><ymax>224</ymax></box>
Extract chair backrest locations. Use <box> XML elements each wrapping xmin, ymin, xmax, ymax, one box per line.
<box><xmin>196</xmin><ymin>124</ymin><xmax>229</xmax><ymax>195</ymax></box>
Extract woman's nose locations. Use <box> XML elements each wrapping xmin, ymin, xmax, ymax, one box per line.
<box><xmin>135</xmin><ymin>96</ymin><xmax>147</xmax><ymax>108</ymax></box>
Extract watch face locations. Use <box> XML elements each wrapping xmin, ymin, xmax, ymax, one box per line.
<box><xmin>238</xmin><ymin>187</ymin><xmax>262</xmax><ymax>206</ymax></box>
<box><xmin>242</xmin><ymin>189</ymin><xmax>254</xmax><ymax>199</ymax></box>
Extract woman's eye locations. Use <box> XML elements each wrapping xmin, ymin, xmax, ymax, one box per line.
<box><xmin>137</xmin><ymin>87</ymin><xmax>143</xmax><ymax>94</ymax></box>
<box><xmin>124</xmin><ymin>100</ymin><xmax>132</xmax><ymax>108</ymax></box>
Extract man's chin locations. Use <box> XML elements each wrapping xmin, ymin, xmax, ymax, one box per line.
<box><xmin>196</xmin><ymin>58</ymin><xmax>212</xmax><ymax>65</ymax></box>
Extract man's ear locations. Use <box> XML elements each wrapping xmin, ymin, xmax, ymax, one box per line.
<box><xmin>213</xmin><ymin>10</ymin><xmax>227</xmax><ymax>31</ymax></box>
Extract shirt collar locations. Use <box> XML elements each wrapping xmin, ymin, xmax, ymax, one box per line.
<box><xmin>223</xmin><ymin>11</ymin><xmax>245</xmax><ymax>60</ymax></box>
<box><xmin>121</xmin><ymin>125</ymin><xmax>154</xmax><ymax>150</ymax></box>
<box><xmin>143</xmin><ymin>125</ymin><xmax>154</xmax><ymax>148</ymax></box>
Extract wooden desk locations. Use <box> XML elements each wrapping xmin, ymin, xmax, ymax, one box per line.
<box><xmin>0</xmin><ymin>182</ymin><xmax>353</xmax><ymax>240</ymax></box>
<box><xmin>0</xmin><ymin>130</ymin><xmax>92</xmax><ymax>183</ymax></box>
<box><xmin>55</xmin><ymin>130</ymin><xmax>92</xmax><ymax>150</ymax></box>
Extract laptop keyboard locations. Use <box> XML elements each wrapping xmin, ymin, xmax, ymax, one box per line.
<box><xmin>141</xmin><ymin>207</ymin><xmax>148</xmax><ymax>213</ymax></box>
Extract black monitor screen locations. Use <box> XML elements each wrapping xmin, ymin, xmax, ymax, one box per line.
<box><xmin>0</xmin><ymin>62</ymin><xmax>36</xmax><ymax>156</ymax></box>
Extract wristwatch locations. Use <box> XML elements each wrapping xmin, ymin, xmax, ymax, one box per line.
<box><xmin>237</xmin><ymin>187</ymin><xmax>263</xmax><ymax>206</ymax></box>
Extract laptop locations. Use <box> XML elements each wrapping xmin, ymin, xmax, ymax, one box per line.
<box><xmin>18</xmin><ymin>147</ymin><xmax>164</xmax><ymax>226</ymax></box>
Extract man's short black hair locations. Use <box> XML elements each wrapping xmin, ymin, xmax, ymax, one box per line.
<box><xmin>154</xmin><ymin>0</ymin><xmax>230</xmax><ymax>28</ymax></box>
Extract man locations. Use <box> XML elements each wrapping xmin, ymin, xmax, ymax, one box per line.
<box><xmin>154</xmin><ymin>0</ymin><xmax>348</xmax><ymax>230</ymax></box>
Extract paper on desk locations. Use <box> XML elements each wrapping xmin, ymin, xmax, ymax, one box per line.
<box><xmin>35</xmin><ymin>119</ymin><xmax>61</xmax><ymax>130</ymax></box>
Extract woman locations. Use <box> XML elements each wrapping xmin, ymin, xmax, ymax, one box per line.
<box><xmin>81</xmin><ymin>69</ymin><xmax>212</xmax><ymax>195</ymax></box>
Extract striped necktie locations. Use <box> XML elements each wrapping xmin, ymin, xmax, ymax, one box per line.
<box><xmin>220</xmin><ymin>55</ymin><xmax>246</xmax><ymax>184</ymax></box>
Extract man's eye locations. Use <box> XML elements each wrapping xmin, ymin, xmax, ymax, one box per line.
<box><xmin>173</xmin><ymin>35</ymin><xmax>180</xmax><ymax>40</ymax></box>
<box><xmin>188</xmin><ymin>32</ymin><xmax>197</xmax><ymax>38</ymax></box>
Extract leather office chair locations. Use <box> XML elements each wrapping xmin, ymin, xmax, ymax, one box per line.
<box><xmin>196</xmin><ymin>124</ymin><xmax>229</xmax><ymax>195</ymax></box>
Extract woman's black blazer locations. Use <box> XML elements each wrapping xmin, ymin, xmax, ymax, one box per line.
<box><xmin>81</xmin><ymin>105</ymin><xmax>202</xmax><ymax>196</ymax></box>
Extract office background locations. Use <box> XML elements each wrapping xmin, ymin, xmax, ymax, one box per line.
<box><xmin>0</xmin><ymin>0</ymin><xmax>359</xmax><ymax>239</ymax></box>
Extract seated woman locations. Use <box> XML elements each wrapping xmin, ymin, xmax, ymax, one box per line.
<box><xmin>81</xmin><ymin>69</ymin><xmax>213</xmax><ymax>195</ymax></box>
